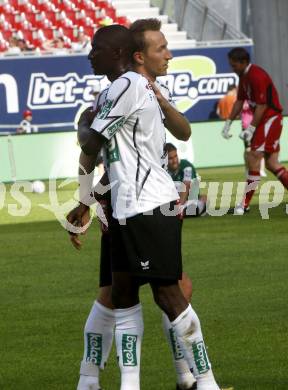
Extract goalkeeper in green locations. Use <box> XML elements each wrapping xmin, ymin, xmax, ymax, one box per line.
<box><xmin>165</xmin><ymin>143</ymin><xmax>207</xmax><ymax>217</ymax></box>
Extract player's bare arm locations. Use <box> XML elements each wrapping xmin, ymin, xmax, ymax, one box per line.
<box><xmin>66</xmin><ymin>204</ymin><xmax>90</xmax><ymax>250</ymax></box>
<box><xmin>77</xmin><ymin>108</ymin><xmax>106</xmax><ymax>156</ymax></box>
<box><xmin>67</xmin><ymin>169</ymin><xmax>110</xmax><ymax>249</ymax></box>
<box><xmin>250</xmin><ymin>103</ymin><xmax>267</xmax><ymax>127</ymax></box>
<box><xmin>229</xmin><ymin>99</ymin><xmax>244</xmax><ymax>120</ymax></box>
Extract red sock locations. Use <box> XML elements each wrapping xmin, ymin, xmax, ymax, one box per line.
<box><xmin>243</xmin><ymin>170</ymin><xmax>260</xmax><ymax>208</ymax></box>
<box><xmin>274</xmin><ymin>166</ymin><xmax>288</xmax><ymax>189</ymax></box>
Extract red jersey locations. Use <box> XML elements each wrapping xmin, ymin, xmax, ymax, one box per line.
<box><xmin>238</xmin><ymin>64</ymin><xmax>282</xmax><ymax>122</ymax></box>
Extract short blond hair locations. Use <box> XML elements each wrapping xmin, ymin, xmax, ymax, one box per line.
<box><xmin>130</xmin><ymin>18</ymin><xmax>162</xmax><ymax>52</ymax></box>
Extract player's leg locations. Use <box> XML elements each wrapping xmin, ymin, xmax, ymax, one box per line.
<box><xmin>242</xmin><ymin>149</ymin><xmax>262</xmax><ymax>209</ymax></box>
<box><xmin>112</xmin><ymin>272</ymin><xmax>143</xmax><ymax>390</ymax></box>
<box><xmin>77</xmin><ymin>233</ymin><xmax>115</xmax><ymax>390</ymax></box>
<box><xmin>265</xmin><ymin>152</ymin><xmax>288</xmax><ymax>189</ymax></box>
<box><xmin>161</xmin><ymin>273</ymin><xmax>196</xmax><ymax>389</ymax></box>
<box><xmin>110</xmin><ymin>216</ymin><xmax>144</xmax><ymax>390</ymax></box>
<box><xmin>262</xmin><ymin>113</ymin><xmax>288</xmax><ymax>187</ymax></box>
<box><xmin>151</xmin><ymin>282</ymin><xmax>220</xmax><ymax>390</ymax></box>
<box><xmin>121</xmin><ymin>203</ymin><xmax>219</xmax><ymax>390</ymax></box>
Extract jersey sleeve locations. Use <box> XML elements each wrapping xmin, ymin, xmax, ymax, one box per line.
<box><xmin>90</xmin><ymin>77</ymin><xmax>139</xmax><ymax>140</ymax></box>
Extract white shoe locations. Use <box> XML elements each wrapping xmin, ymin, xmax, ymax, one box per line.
<box><xmin>176</xmin><ymin>374</ymin><xmax>197</xmax><ymax>389</ymax></box>
<box><xmin>77</xmin><ymin>375</ymin><xmax>101</xmax><ymax>390</ymax></box>
<box><xmin>234</xmin><ymin>204</ymin><xmax>245</xmax><ymax>215</ymax></box>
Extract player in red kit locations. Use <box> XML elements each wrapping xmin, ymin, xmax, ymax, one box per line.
<box><xmin>222</xmin><ymin>47</ymin><xmax>288</xmax><ymax>214</ymax></box>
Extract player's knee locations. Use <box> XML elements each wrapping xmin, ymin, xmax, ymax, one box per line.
<box><xmin>179</xmin><ymin>272</ymin><xmax>193</xmax><ymax>302</ymax></box>
<box><xmin>265</xmin><ymin>159</ymin><xmax>276</xmax><ymax>173</ymax></box>
<box><xmin>97</xmin><ymin>286</ymin><xmax>113</xmax><ymax>309</ymax></box>
<box><xmin>111</xmin><ymin>285</ymin><xmax>139</xmax><ymax>309</ymax></box>
<box><xmin>151</xmin><ymin>282</ymin><xmax>184</xmax><ymax>318</ymax></box>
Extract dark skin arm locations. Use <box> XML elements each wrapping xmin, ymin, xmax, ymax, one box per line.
<box><xmin>77</xmin><ymin>107</ymin><xmax>106</xmax><ymax>156</ymax></box>
<box><xmin>229</xmin><ymin>100</ymin><xmax>244</xmax><ymax>120</ymax></box>
<box><xmin>67</xmin><ymin>108</ymin><xmax>108</xmax><ymax>249</ymax></box>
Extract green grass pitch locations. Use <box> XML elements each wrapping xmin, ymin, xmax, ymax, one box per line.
<box><xmin>0</xmin><ymin>166</ymin><xmax>287</xmax><ymax>389</ymax></box>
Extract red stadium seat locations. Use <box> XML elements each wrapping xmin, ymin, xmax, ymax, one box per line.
<box><xmin>0</xmin><ymin>0</ymin><xmax>123</xmax><ymax>53</ymax></box>
<box><xmin>2</xmin><ymin>12</ymin><xmax>19</xmax><ymax>26</ymax></box>
<box><xmin>83</xmin><ymin>25</ymin><xmax>97</xmax><ymax>38</ymax></box>
<box><xmin>57</xmin><ymin>0</ymin><xmax>76</xmax><ymax>12</ymax></box>
<box><xmin>54</xmin><ymin>11</ymin><xmax>74</xmax><ymax>28</ymax></box>
<box><xmin>37</xmin><ymin>1</ymin><xmax>57</xmax><ymax>12</ymax></box>
<box><xmin>13</xmin><ymin>19</ymin><xmax>33</xmax><ymax>31</ymax></box>
<box><xmin>1</xmin><ymin>29</ymin><xmax>13</xmax><ymax>42</ymax></box>
<box><xmin>25</xmin><ymin>11</ymin><xmax>40</xmax><ymax>25</ymax></box>
<box><xmin>65</xmin><ymin>9</ymin><xmax>79</xmax><ymax>24</ymax></box>
<box><xmin>18</xmin><ymin>28</ymin><xmax>35</xmax><ymax>44</ymax></box>
<box><xmin>116</xmin><ymin>16</ymin><xmax>130</xmax><ymax>27</ymax></box>
<box><xmin>28</xmin><ymin>0</ymin><xmax>41</xmax><ymax>6</ymax></box>
<box><xmin>43</xmin><ymin>10</ymin><xmax>58</xmax><ymax>25</ymax></box>
<box><xmin>0</xmin><ymin>40</ymin><xmax>9</xmax><ymax>52</ymax></box>
<box><xmin>9</xmin><ymin>0</ymin><xmax>19</xmax><ymax>9</ymax></box>
<box><xmin>41</xmin><ymin>27</ymin><xmax>57</xmax><ymax>40</ymax></box>
<box><xmin>59</xmin><ymin>26</ymin><xmax>78</xmax><ymax>41</ymax></box>
<box><xmin>0</xmin><ymin>2</ymin><xmax>15</xmax><ymax>14</ymax></box>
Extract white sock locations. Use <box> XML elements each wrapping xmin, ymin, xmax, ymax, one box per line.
<box><xmin>77</xmin><ymin>375</ymin><xmax>100</xmax><ymax>390</ymax></box>
<box><xmin>172</xmin><ymin>304</ymin><xmax>220</xmax><ymax>390</ymax></box>
<box><xmin>114</xmin><ymin>304</ymin><xmax>144</xmax><ymax>390</ymax></box>
<box><xmin>79</xmin><ymin>301</ymin><xmax>115</xmax><ymax>381</ymax></box>
<box><xmin>162</xmin><ymin>313</ymin><xmax>196</xmax><ymax>389</ymax></box>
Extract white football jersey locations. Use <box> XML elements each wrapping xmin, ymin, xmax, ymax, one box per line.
<box><xmin>90</xmin><ymin>71</ymin><xmax>179</xmax><ymax>220</ymax></box>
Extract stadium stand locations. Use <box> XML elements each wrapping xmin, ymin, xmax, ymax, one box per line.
<box><xmin>0</xmin><ymin>0</ymin><xmax>128</xmax><ymax>52</ymax></box>
<box><xmin>0</xmin><ymin>0</ymin><xmax>197</xmax><ymax>53</ymax></box>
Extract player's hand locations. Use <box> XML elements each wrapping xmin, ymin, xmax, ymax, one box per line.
<box><xmin>66</xmin><ymin>203</ymin><xmax>91</xmax><ymax>250</ymax></box>
<box><xmin>221</xmin><ymin>119</ymin><xmax>232</xmax><ymax>139</ymax></box>
<box><xmin>78</xmin><ymin>106</ymin><xmax>96</xmax><ymax>128</ymax></box>
<box><xmin>144</xmin><ymin>76</ymin><xmax>170</xmax><ymax>110</ymax></box>
<box><xmin>239</xmin><ymin>124</ymin><xmax>256</xmax><ymax>143</ymax></box>
<box><xmin>176</xmin><ymin>199</ymin><xmax>184</xmax><ymax>220</ymax></box>
<box><xmin>95</xmin><ymin>199</ymin><xmax>109</xmax><ymax>233</ymax></box>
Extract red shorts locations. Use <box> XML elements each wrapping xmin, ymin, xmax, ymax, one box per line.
<box><xmin>251</xmin><ymin>114</ymin><xmax>283</xmax><ymax>153</ymax></box>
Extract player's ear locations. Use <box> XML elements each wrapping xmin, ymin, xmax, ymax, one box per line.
<box><xmin>133</xmin><ymin>51</ymin><xmax>144</xmax><ymax>65</ymax></box>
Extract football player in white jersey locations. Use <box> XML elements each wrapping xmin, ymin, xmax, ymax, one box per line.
<box><xmin>68</xmin><ymin>21</ymin><xmax>220</xmax><ymax>390</ymax></box>
<box><xmin>69</xmin><ymin>23</ymin><xmax>196</xmax><ymax>390</ymax></box>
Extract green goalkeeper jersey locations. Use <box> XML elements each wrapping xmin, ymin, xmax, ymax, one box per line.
<box><xmin>169</xmin><ymin>159</ymin><xmax>199</xmax><ymax>199</ymax></box>
<box><xmin>169</xmin><ymin>159</ymin><xmax>197</xmax><ymax>183</ymax></box>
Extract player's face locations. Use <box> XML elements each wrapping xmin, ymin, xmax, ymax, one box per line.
<box><xmin>229</xmin><ymin>59</ymin><xmax>247</xmax><ymax>76</ymax></box>
<box><xmin>142</xmin><ymin>31</ymin><xmax>172</xmax><ymax>78</ymax></box>
<box><xmin>168</xmin><ymin>150</ymin><xmax>179</xmax><ymax>172</ymax></box>
<box><xmin>88</xmin><ymin>36</ymin><xmax>112</xmax><ymax>75</ymax></box>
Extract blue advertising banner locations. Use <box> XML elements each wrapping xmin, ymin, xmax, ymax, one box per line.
<box><xmin>0</xmin><ymin>44</ymin><xmax>252</xmax><ymax>132</ymax></box>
